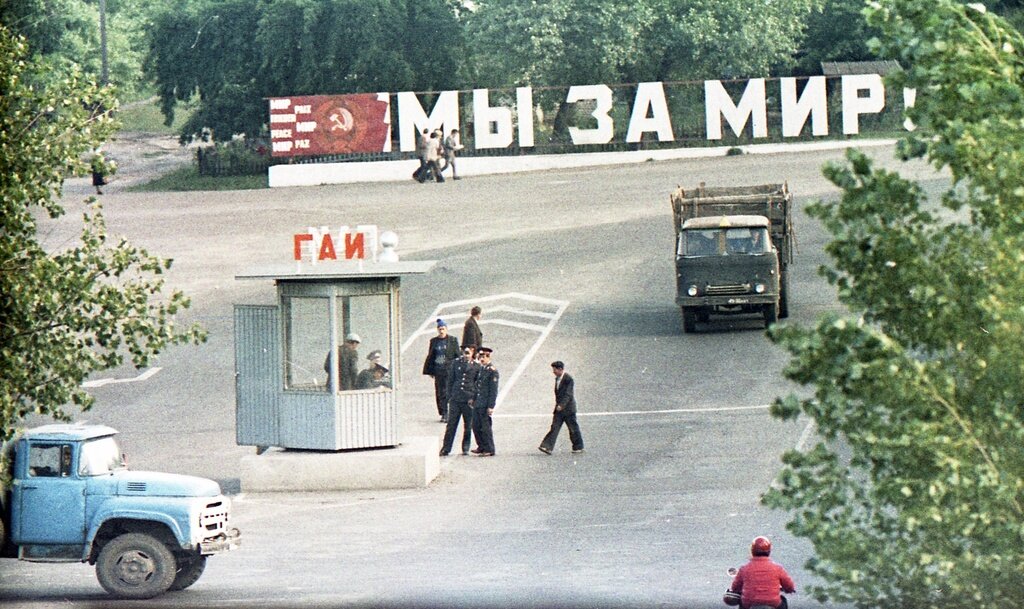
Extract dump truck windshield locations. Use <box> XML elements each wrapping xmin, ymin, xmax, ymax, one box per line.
<box><xmin>678</xmin><ymin>227</ymin><xmax>770</xmax><ymax>256</ymax></box>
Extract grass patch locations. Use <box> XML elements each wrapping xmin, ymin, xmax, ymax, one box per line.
<box><xmin>117</xmin><ymin>97</ymin><xmax>195</xmax><ymax>134</ymax></box>
<box><xmin>128</xmin><ymin>166</ymin><xmax>268</xmax><ymax>192</ymax></box>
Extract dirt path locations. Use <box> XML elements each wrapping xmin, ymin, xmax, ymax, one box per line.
<box><xmin>63</xmin><ymin>130</ymin><xmax>195</xmax><ymax>198</ymax></box>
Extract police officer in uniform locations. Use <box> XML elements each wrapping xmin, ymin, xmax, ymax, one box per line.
<box><xmin>471</xmin><ymin>347</ymin><xmax>499</xmax><ymax>457</ymax></box>
<box><xmin>440</xmin><ymin>346</ymin><xmax>480</xmax><ymax>456</ymax></box>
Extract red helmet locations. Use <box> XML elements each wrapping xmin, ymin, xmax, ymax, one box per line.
<box><xmin>751</xmin><ymin>536</ymin><xmax>772</xmax><ymax>556</ymax></box>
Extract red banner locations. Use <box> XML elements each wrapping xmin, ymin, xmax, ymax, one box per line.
<box><xmin>269</xmin><ymin>94</ymin><xmax>390</xmax><ymax>157</ymax></box>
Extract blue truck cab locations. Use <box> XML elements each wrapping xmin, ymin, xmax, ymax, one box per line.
<box><xmin>0</xmin><ymin>424</ymin><xmax>240</xmax><ymax>598</ymax></box>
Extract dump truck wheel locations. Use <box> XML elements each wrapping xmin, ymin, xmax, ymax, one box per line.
<box><xmin>682</xmin><ymin>307</ymin><xmax>697</xmax><ymax>333</ymax></box>
<box><xmin>764</xmin><ymin>303</ymin><xmax>778</xmax><ymax>327</ymax></box>
<box><xmin>169</xmin><ymin>555</ymin><xmax>207</xmax><ymax>591</ymax></box>
<box><xmin>96</xmin><ymin>533</ymin><xmax>177</xmax><ymax>599</ymax></box>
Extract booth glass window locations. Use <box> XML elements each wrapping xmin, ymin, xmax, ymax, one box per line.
<box><xmin>333</xmin><ymin>293</ymin><xmax>392</xmax><ymax>392</ymax></box>
<box><xmin>283</xmin><ymin>296</ymin><xmax>330</xmax><ymax>391</ymax></box>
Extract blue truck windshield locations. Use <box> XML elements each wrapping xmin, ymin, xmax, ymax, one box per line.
<box><xmin>79</xmin><ymin>436</ymin><xmax>126</xmax><ymax>476</ymax></box>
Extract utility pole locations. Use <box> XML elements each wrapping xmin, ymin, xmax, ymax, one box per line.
<box><xmin>99</xmin><ymin>0</ymin><xmax>108</xmax><ymax>84</ymax></box>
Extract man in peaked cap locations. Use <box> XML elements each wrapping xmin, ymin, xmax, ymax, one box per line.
<box><xmin>440</xmin><ymin>344</ymin><xmax>479</xmax><ymax>456</ymax></box>
<box><xmin>324</xmin><ymin>332</ymin><xmax>361</xmax><ymax>391</ymax></box>
<box><xmin>471</xmin><ymin>347</ymin><xmax>499</xmax><ymax>456</ymax></box>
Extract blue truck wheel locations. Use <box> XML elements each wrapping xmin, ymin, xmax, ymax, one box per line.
<box><xmin>96</xmin><ymin>533</ymin><xmax>176</xmax><ymax>598</ymax></box>
<box><xmin>169</xmin><ymin>555</ymin><xmax>207</xmax><ymax>591</ymax></box>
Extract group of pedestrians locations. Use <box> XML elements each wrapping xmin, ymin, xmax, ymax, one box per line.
<box><xmin>414</xmin><ymin>128</ymin><xmax>463</xmax><ymax>183</ymax></box>
<box><xmin>422</xmin><ymin>305</ymin><xmax>585</xmax><ymax>457</ymax></box>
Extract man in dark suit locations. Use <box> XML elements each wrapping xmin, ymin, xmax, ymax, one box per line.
<box><xmin>461</xmin><ymin>305</ymin><xmax>483</xmax><ymax>350</ymax></box>
<box><xmin>471</xmin><ymin>347</ymin><xmax>499</xmax><ymax>457</ymax></box>
<box><xmin>538</xmin><ymin>360</ymin><xmax>584</xmax><ymax>454</ymax></box>
<box><xmin>422</xmin><ymin>319</ymin><xmax>461</xmax><ymax>421</ymax></box>
<box><xmin>440</xmin><ymin>346</ymin><xmax>480</xmax><ymax>456</ymax></box>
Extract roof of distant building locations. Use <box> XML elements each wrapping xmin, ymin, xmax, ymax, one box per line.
<box><xmin>821</xmin><ymin>60</ymin><xmax>903</xmax><ymax>76</ymax></box>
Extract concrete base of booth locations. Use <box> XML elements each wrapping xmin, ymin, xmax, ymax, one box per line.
<box><xmin>239</xmin><ymin>435</ymin><xmax>440</xmax><ymax>491</ymax></box>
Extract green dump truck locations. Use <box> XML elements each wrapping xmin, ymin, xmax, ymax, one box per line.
<box><xmin>670</xmin><ymin>183</ymin><xmax>794</xmax><ymax>332</ymax></box>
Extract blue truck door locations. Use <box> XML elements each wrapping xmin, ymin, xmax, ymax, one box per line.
<box><xmin>16</xmin><ymin>443</ymin><xmax>87</xmax><ymax>544</ymax></box>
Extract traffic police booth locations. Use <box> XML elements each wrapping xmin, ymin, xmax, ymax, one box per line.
<box><xmin>234</xmin><ymin>226</ymin><xmax>439</xmax><ymax>490</ymax></box>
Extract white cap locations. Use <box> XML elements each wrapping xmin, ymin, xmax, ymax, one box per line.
<box><xmin>345</xmin><ymin>333</ymin><xmax>361</xmax><ymax>343</ymax></box>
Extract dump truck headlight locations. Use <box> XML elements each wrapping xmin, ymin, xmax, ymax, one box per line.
<box><xmin>754</xmin><ymin>283</ymin><xmax>766</xmax><ymax>294</ymax></box>
<box><xmin>687</xmin><ymin>285</ymin><xmax>698</xmax><ymax>297</ymax></box>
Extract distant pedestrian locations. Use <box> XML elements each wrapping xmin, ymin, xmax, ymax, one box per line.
<box><xmin>443</xmin><ymin>129</ymin><xmax>464</xmax><ymax>180</ymax></box>
<box><xmin>423</xmin><ymin>131</ymin><xmax>445</xmax><ymax>183</ymax></box>
<box><xmin>461</xmin><ymin>306</ymin><xmax>483</xmax><ymax>350</ymax></box>
<box><xmin>471</xmin><ymin>347</ymin><xmax>499</xmax><ymax>456</ymax></box>
<box><xmin>414</xmin><ymin>128</ymin><xmax>431</xmax><ymax>182</ymax></box>
<box><xmin>423</xmin><ymin>319</ymin><xmax>461</xmax><ymax>421</ymax></box>
<box><xmin>440</xmin><ymin>345</ymin><xmax>480</xmax><ymax>456</ymax></box>
<box><xmin>91</xmin><ymin>152</ymin><xmax>109</xmax><ymax>194</ymax></box>
<box><xmin>538</xmin><ymin>361</ymin><xmax>584</xmax><ymax>454</ymax></box>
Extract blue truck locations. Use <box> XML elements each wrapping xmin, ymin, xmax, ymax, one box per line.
<box><xmin>0</xmin><ymin>424</ymin><xmax>240</xmax><ymax>598</ymax></box>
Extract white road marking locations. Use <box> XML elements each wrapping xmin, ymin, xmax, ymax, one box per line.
<box><xmin>795</xmin><ymin>419</ymin><xmax>816</xmax><ymax>452</ymax></box>
<box><xmin>402</xmin><ymin>292</ymin><xmax>570</xmax><ymax>410</ymax></box>
<box><xmin>81</xmin><ymin>367</ymin><xmax>163</xmax><ymax>388</ymax></box>
<box><xmin>494</xmin><ymin>404</ymin><xmax>771</xmax><ymax>418</ymax></box>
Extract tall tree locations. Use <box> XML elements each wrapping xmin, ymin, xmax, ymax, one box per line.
<box><xmin>0</xmin><ymin>26</ymin><xmax>204</xmax><ymax>460</ymax></box>
<box><xmin>147</xmin><ymin>0</ymin><xmax>466</xmax><ymax>143</ymax></box>
<box><xmin>0</xmin><ymin>0</ymin><xmax>158</xmax><ymax>98</ymax></box>
<box><xmin>464</xmin><ymin>0</ymin><xmax>824</xmax><ymax>87</ymax></box>
<box><xmin>765</xmin><ymin>1</ymin><xmax>1024</xmax><ymax>607</ymax></box>
<box><xmin>792</xmin><ymin>0</ymin><xmax>882</xmax><ymax>76</ymax></box>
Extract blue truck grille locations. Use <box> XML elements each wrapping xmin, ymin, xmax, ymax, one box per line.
<box><xmin>200</xmin><ymin>500</ymin><xmax>228</xmax><ymax>535</ymax></box>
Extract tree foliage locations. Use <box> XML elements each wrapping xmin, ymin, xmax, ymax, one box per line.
<box><xmin>0</xmin><ymin>0</ymin><xmax>160</xmax><ymax>98</ymax></box>
<box><xmin>465</xmin><ymin>0</ymin><xmax>824</xmax><ymax>87</ymax></box>
<box><xmin>0</xmin><ymin>25</ymin><xmax>205</xmax><ymax>453</ymax></box>
<box><xmin>765</xmin><ymin>1</ymin><xmax>1024</xmax><ymax>606</ymax></box>
<box><xmin>147</xmin><ymin>0</ymin><xmax>466</xmax><ymax>142</ymax></box>
<box><xmin>792</xmin><ymin>0</ymin><xmax>882</xmax><ymax>75</ymax></box>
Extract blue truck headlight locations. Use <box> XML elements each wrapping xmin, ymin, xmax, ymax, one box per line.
<box><xmin>754</xmin><ymin>283</ymin><xmax>766</xmax><ymax>294</ymax></box>
<box><xmin>687</xmin><ymin>285</ymin><xmax>698</xmax><ymax>296</ymax></box>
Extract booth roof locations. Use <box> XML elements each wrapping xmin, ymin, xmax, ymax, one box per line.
<box><xmin>236</xmin><ymin>260</ymin><xmax>437</xmax><ymax>282</ymax></box>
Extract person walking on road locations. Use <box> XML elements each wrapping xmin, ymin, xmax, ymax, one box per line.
<box><xmin>461</xmin><ymin>306</ymin><xmax>483</xmax><ymax>350</ymax></box>
<box><xmin>538</xmin><ymin>361</ymin><xmax>584</xmax><ymax>454</ymax></box>
<box><xmin>443</xmin><ymin>128</ymin><xmax>464</xmax><ymax>180</ymax></box>
<box><xmin>423</xmin><ymin>131</ymin><xmax>445</xmax><ymax>183</ymax></box>
<box><xmin>414</xmin><ymin>128</ymin><xmax>431</xmax><ymax>182</ymax></box>
<box><xmin>440</xmin><ymin>346</ymin><xmax>480</xmax><ymax>456</ymax></box>
<box><xmin>423</xmin><ymin>319</ymin><xmax>461</xmax><ymax>421</ymax></box>
<box><xmin>471</xmin><ymin>347</ymin><xmax>499</xmax><ymax>456</ymax></box>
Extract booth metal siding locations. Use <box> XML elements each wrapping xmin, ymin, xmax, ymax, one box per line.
<box><xmin>338</xmin><ymin>390</ymin><xmax>398</xmax><ymax>448</ymax></box>
<box><xmin>235</xmin><ymin>305</ymin><xmax>282</xmax><ymax>447</ymax></box>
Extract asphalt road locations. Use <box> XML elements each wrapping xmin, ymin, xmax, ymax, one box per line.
<box><xmin>0</xmin><ymin>144</ymin><xmax>947</xmax><ymax>608</ymax></box>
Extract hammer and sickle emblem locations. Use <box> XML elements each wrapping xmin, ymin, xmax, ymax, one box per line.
<box><xmin>329</xmin><ymin>107</ymin><xmax>354</xmax><ymax>132</ymax></box>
